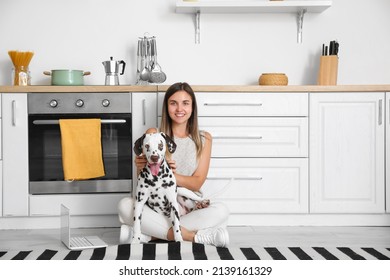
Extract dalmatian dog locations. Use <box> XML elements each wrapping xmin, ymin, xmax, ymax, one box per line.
<box><xmin>132</xmin><ymin>132</ymin><xmax>216</xmax><ymax>243</ymax></box>
<box><xmin>132</xmin><ymin>132</ymin><xmax>183</xmax><ymax>243</ymax></box>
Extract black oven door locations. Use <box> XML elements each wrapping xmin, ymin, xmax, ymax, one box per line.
<box><xmin>29</xmin><ymin>113</ymin><xmax>132</xmax><ymax>194</ymax></box>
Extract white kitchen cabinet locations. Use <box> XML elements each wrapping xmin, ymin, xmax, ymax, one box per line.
<box><xmin>0</xmin><ymin>161</ymin><xmax>2</xmax><ymax>217</ymax></box>
<box><xmin>202</xmin><ymin>158</ymin><xmax>308</xmax><ymax>213</ymax></box>
<box><xmin>29</xmin><ymin>194</ymin><xmax>127</xmax><ymax>216</ymax></box>
<box><xmin>0</xmin><ymin>94</ymin><xmax>2</xmax><ymax>159</ymax></box>
<box><xmin>2</xmin><ymin>93</ymin><xmax>29</xmax><ymax>216</ymax></box>
<box><xmin>132</xmin><ymin>92</ymin><xmax>158</xmax><ymax>139</ymax></box>
<box><xmin>131</xmin><ymin>92</ymin><xmax>158</xmax><ymax>189</ymax></box>
<box><xmin>0</xmin><ymin>94</ymin><xmax>2</xmax><ymax>216</ymax></box>
<box><xmin>386</xmin><ymin>93</ymin><xmax>390</xmax><ymax>213</ymax></box>
<box><xmin>310</xmin><ymin>92</ymin><xmax>385</xmax><ymax>213</ymax></box>
<box><xmin>198</xmin><ymin>117</ymin><xmax>308</xmax><ymax>158</ymax></box>
<box><xmin>159</xmin><ymin>92</ymin><xmax>308</xmax><ymax>117</ymax></box>
<box><xmin>159</xmin><ymin>91</ymin><xmax>309</xmax><ymax>214</ymax></box>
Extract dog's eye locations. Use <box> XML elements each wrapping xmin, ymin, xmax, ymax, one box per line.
<box><xmin>145</xmin><ymin>144</ymin><xmax>150</xmax><ymax>151</ymax></box>
<box><xmin>158</xmin><ymin>143</ymin><xmax>163</xmax><ymax>151</ymax></box>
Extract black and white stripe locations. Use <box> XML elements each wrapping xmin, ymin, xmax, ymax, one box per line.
<box><xmin>1</xmin><ymin>243</ymin><xmax>389</xmax><ymax>260</ymax></box>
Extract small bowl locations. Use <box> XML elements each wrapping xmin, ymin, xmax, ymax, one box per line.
<box><xmin>258</xmin><ymin>73</ymin><xmax>288</xmax><ymax>86</ymax></box>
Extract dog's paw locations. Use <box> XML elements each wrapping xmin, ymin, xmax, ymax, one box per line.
<box><xmin>174</xmin><ymin>233</ymin><xmax>184</xmax><ymax>242</ymax></box>
<box><xmin>176</xmin><ymin>236</ymin><xmax>184</xmax><ymax>242</ymax></box>
<box><xmin>195</xmin><ymin>199</ymin><xmax>210</xmax><ymax>209</ymax></box>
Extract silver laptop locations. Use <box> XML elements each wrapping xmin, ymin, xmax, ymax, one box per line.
<box><xmin>60</xmin><ymin>204</ymin><xmax>107</xmax><ymax>250</ymax></box>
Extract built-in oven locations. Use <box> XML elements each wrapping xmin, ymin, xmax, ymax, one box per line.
<box><xmin>28</xmin><ymin>93</ymin><xmax>132</xmax><ymax>194</ymax></box>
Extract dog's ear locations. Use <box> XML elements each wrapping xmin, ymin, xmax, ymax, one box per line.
<box><xmin>133</xmin><ymin>134</ymin><xmax>146</xmax><ymax>155</ymax></box>
<box><xmin>161</xmin><ymin>133</ymin><xmax>177</xmax><ymax>153</ymax></box>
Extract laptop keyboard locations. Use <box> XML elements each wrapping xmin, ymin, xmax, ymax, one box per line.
<box><xmin>70</xmin><ymin>236</ymin><xmax>93</xmax><ymax>248</ymax></box>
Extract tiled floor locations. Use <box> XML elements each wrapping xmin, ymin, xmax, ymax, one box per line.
<box><xmin>1</xmin><ymin>226</ymin><xmax>389</xmax><ymax>251</ymax></box>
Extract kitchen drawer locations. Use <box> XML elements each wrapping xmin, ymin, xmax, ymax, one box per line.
<box><xmin>199</xmin><ymin>117</ymin><xmax>308</xmax><ymax>157</ymax></box>
<box><xmin>201</xmin><ymin>158</ymin><xmax>308</xmax><ymax>213</ymax></box>
<box><xmin>158</xmin><ymin>92</ymin><xmax>308</xmax><ymax>117</ymax></box>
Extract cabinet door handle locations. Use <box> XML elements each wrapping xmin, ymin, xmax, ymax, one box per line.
<box><xmin>11</xmin><ymin>100</ymin><xmax>16</xmax><ymax>126</ymax></box>
<box><xmin>203</xmin><ymin>103</ymin><xmax>262</xmax><ymax>107</ymax></box>
<box><xmin>207</xmin><ymin>177</ymin><xmax>263</xmax><ymax>181</ymax></box>
<box><xmin>379</xmin><ymin>99</ymin><xmax>383</xmax><ymax>126</ymax></box>
<box><xmin>142</xmin><ymin>99</ymin><xmax>146</xmax><ymax>126</ymax></box>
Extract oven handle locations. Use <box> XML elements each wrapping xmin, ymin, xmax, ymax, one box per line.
<box><xmin>32</xmin><ymin>119</ymin><xmax>127</xmax><ymax>125</ymax></box>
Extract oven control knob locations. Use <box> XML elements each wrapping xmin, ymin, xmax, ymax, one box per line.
<box><xmin>75</xmin><ymin>99</ymin><xmax>84</xmax><ymax>107</ymax></box>
<box><xmin>102</xmin><ymin>99</ymin><xmax>110</xmax><ymax>107</ymax></box>
<box><xmin>49</xmin><ymin>99</ymin><xmax>58</xmax><ymax>108</ymax></box>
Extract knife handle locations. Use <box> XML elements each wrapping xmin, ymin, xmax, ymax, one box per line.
<box><xmin>329</xmin><ymin>41</ymin><xmax>334</xmax><ymax>55</ymax></box>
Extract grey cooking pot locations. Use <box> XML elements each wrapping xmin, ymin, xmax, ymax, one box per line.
<box><xmin>43</xmin><ymin>70</ymin><xmax>91</xmax><ymax>86</ymax></box>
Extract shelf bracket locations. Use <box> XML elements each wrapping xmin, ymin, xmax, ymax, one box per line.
<box><xmin>297</xmin><ymin>8</ymin><xmax>307</xmax><ymax>44</ymax></box>
<box><xmin>195</xmin><ymin>10</ymin><xmax>200</xmax><ymax>44</ymax></box>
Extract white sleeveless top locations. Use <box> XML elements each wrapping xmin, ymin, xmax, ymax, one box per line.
<box><xmin>172</xmin><ymin>134</ymin><xmax>202</xmax><ymax>177</ymax></box>
<box><xmin>171</xmin><ymin>132</ymin><xmax>208</xmax><ymax>215</ymax></box>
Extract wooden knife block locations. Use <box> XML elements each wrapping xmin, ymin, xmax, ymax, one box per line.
<box><xmin>317</xmin><ymin>55</ymin><xmax>338</xmax><ymax>85</ymax></box>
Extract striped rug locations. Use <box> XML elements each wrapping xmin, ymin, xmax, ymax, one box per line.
<box><xmin>1</xmin><ymin>243</ymin><xmax>390</xmax><ymax>260</ymax></box>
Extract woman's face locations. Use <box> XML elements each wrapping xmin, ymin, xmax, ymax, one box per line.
<box><xmin>167</xmin><ymin>90</ymin><xmax>193</xmax><ymax>126</ymax></box>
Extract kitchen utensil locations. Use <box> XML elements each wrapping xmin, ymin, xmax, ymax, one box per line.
<box><xmin>321</xmin><ymin>40</ymin><xmax>339</xmax><ymax>56</ymax></box>
<box><xmin>139</xmin><ymin>38</ymin><xmax>151</xmax><ymax>82</ymax></box>
<box><xmin>149</xmin><ymin>37</ymin><xmax>166</xmax><ymax>84</ymax></box>
<box><xmin>258</xmin><ymin>73</ymin><xmax>288</xmax><ymax>86</ymax></box>
<box><xmin>43</xmin><ymin>70</ymin><xmax>91</xmax><ymax>86</ymax></box>
<box><xmin>102</xmin><ymin>56</ymin><xmax>126</xmax><ymax>85</ymax></box>
<box><xmin>136</xmin><ymin>39</ymin><xmax>142</xmax><ymax>84</ymax></box>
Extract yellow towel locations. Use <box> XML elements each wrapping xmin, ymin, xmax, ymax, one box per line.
<box><xmin>59</xmin><ymin>119</ymin><xmax>105</xmax><ymax>180</ymax></box>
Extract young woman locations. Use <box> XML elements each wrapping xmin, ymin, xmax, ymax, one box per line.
<box><xmin>118</xmin><ymin>82</ymin><xmax>230</xmax><ymax>247</ymax></box>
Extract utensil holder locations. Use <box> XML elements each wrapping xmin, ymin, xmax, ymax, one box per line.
<box><xmin>317</xmin><ymin>55</ymin><xmax>338</xmax><ymax>85</ymax></box>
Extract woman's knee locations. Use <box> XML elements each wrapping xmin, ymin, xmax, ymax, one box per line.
<box><xmin>118</xmin><ymin>196</ymin><xmax>134</xmax><ymax>225</ymax></box>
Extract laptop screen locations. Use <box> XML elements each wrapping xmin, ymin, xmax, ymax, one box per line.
<box><xmin>60</xmin><ymin>204</ymin><xmax>71</xmax><ymax>247</ymax></box>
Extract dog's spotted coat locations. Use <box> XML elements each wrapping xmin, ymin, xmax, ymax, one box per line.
<box><xmin>132</xmin><ymin>132</ymin><xmax>183</xmax><ymax>243</ymax></box>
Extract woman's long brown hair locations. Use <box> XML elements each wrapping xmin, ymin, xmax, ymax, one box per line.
<box><xmin>160</xmin><ymin>82</ymin><xmax>203</xmax><ymax>159</ymax></box>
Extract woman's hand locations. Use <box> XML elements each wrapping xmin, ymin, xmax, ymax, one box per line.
<box><xmin>135</xmin><ymin>155</ymin><xmax>147</xmax><ymax>174</ymax></box>
<box><xmin>167</xmin><ymin>159</ymin><xmax>177</xmax><ymax>173</ymax></box>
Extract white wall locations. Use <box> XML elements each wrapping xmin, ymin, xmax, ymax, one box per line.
<box><xmin>0</xmin><ymin>0</ymin><xmax>389</xmax><ymax>86</ymax></box>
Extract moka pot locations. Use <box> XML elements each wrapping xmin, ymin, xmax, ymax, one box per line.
<box><xmin>102</xmin><ymin>57</ymin><xmax>126</xmax><ymax>85</ymax></box>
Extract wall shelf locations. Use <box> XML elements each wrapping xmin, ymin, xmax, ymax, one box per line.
<box><xmin>175</xmin><ymin>0</ymin><xmax>332</xmax><ymax>43</ymax></box>
<box><xmin>176</xmin><ymin>0</ymin><xmax>332</xmax><ymax>14</ymax></box>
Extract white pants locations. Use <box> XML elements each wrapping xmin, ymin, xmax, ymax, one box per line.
<box><xmin>118</xmin><ymin>196</ymin><xmax>229</xmax><ymax>240</ymax></box>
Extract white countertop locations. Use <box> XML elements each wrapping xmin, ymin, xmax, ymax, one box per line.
<box><xmin>0</xmin><ymin>84</ymin><xmax>389</xmax><ymax>93</ymax></box>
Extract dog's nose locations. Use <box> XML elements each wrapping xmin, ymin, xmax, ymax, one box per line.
<box><xmin>151</xmin><ymin>155</ymin><xmax>159</xmax><ymax>163</ymax></box>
